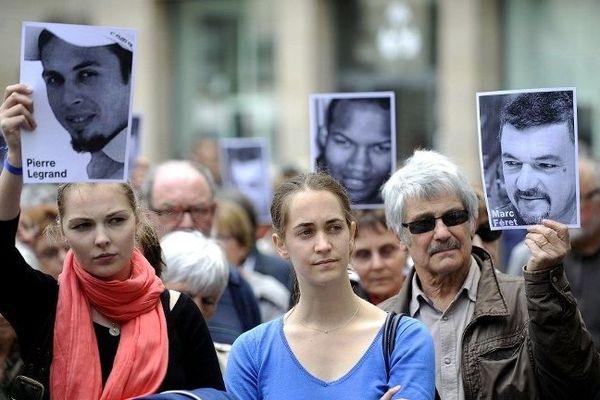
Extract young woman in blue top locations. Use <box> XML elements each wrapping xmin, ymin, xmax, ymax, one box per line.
<box><xmin>225</xmin><ymin>172</ymin><xmax>435</xmax><ymax>399</ymax></box>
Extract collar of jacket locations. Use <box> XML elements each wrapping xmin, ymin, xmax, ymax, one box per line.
<box><xmin>380</xmin><ymin>246</ymin><xmax>510</xmax><ymax>320</ymax></box>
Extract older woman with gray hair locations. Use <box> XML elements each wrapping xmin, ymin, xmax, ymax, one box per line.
<box><xmin>160</xmin><ymin>230</ymin><xmax>231</xmax><ymax>372</ymax></box>
<box><xmin>161</xmin><ymin>231</ymin><xmax>229</xmax><ymax>321</ymax></box>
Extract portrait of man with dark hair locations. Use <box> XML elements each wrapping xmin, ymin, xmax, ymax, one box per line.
<box><xmin>310</xmin><ymin>92</ymin><xmax>396</xmax><ymax>208</ymax></box>
<box><xmin>477</xmin><ymin>88</ymin><xmax>580</xmax><ymax>229</ymax></box>
<box><xmin>21</xmin><ymin>22</ymin><xmax>135</xmax><ymax>181</ymax></box>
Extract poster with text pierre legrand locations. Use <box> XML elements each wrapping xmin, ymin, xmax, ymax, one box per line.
<box><xmin>19</xmin><ymin>21</ymin><xmax>137</xmax><ymax>183</ymax></box>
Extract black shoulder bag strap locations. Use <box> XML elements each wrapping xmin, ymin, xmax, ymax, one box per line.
<box><xmin>382</xmin><ymin>311</ymin><xmax>403</xmax><ymax>379</ymax></box>
<box><xmin>382</xmin><ymin>311</ymin><xmax>441</xmax><ymax>400</ymax></box>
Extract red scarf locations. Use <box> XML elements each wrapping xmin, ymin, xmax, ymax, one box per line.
<box><xmin>50</xmin><ymin>248</ymin><xmax>168</xmax><ymax>400</ymax></box>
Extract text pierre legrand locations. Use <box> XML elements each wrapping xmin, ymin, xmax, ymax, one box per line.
<box><xmin>27</xmin><ymin>158</ymin><xmax>67</xmax><ymax>180</ymax></box>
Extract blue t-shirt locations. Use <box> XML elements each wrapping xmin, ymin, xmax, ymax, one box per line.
<box><xmin>225</xmin><ymin>315</ymin><xmax>435</xmax><ymax>399</ymax></box>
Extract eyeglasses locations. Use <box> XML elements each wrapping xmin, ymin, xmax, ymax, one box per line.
<box><xmin>402</xmin><ymin>209</ymin><xmax>469</xmax><ymax>234</ymax></box>
<box><xmin>152</xmin><ymin>204</ymin><xmax>214</xmax><ymax>224</ymax></box>
<box><xmin>475</xmin><ymin>223</ymin><xmax>502</xmax><ymax>242</ymax></box>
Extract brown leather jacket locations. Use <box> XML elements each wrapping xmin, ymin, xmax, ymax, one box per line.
<box><xmin>380</xmin><ymin>246</ymin><xmax>600</xmax><ymax>399</ymax></box>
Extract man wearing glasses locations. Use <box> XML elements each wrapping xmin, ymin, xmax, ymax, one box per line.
<box><xmin>379</xmin><ymin>149</ymin><xmax>599</xmax><ymax>399</ymax></box>
<box><xmin>147</xmin><ymin>160</ymin><xmax>217</xmax><ymax>237</ymax></box>
<box><xmin>145</xmin><ymin>160</ymin><xmax>260</xmax><ymax>344</ymax></box>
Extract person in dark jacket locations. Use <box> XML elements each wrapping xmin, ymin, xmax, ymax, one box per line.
<box><xmin>379</xmin><ymin>149</ymin><xmax>600</xmax><ymax>399</ymax></box>
<box><xmin>144</xmin><ymin>160</ymin><xmax>261</xmax><ymax>344</ymax></box>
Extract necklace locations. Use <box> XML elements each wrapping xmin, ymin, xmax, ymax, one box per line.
<box><xmin>92</xmin><ymin>308</ymin><xmax>120</xmax><ymax>336</ymax></box>
<box><xmin>108</xmin><ymin>322</ymin><xmax>120</xmax><ymax>337</ymax></box>
<box><xmin>297</xmin><ymin>305</ymin><xmax>360</xmax><ymax>334</ymax></box>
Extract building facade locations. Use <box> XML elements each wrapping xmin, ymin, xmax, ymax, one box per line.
<box><xmin>0</xmin><ymin>0</ymin><xmax>597</xmax><ymax>184</ymax></box>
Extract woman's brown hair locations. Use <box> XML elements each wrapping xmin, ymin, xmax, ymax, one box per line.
<box><xmin>270</xmin><ymin>171</ymin><xmax>354</xmax><ymax>239</ymax></box>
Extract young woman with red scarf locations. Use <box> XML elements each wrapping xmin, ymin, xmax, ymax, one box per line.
<box><xmin>0</xmin><ymin>84</ymin><xmax>224</xmax><ymax>399</ymax></box>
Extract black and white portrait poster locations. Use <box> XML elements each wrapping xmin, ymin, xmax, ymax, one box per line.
<box><xmin>19</xmin><ymin>21</ymin><xmax>137</xmax><ymax>183</ymax></box>
<box><xmin>219</xmin><ymin>137</ymin><xmax>272</xmax><ymax>224</ymax></box>
<box><xmin>309</xmin><ymin>91</ymin><xmax>396</xmax><ymax>209</ymax></box>
<box><xmin>477</xmin><ymin>87</ymin><xmax>580</xmax><ymax>230</ymax></box>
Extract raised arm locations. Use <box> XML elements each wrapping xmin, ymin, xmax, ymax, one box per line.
<box><xmin>524</xmin><ymin>219</ymin><xmax>600</xmax><ymax>398</ymax></box>
<box><xmin>0</xmin><ymin>84</ymin><xmax>36</xmax><ymax>221</ymax></box>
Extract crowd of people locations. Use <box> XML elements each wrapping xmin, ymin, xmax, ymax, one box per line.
<box><xmin>1</xmin><ymin>78</ymin><xmax>600</xmax><ymax>400</ymax></box>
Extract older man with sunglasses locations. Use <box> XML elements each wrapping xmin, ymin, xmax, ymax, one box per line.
<box><xmin>379</xmin><ymin>149</ymin><xmax>600</xmax><ymax>400</ymax></box>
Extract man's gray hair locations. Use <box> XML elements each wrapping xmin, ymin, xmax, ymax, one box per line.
<box><xmin>382</xmin><ymin>149</ymin><xmax>479</xmax><ymax>244</ymax></box>
<box><xmin>161</xmin><ymin>230</ymin><xmax>229</xmax><ymax>299</ymax></box>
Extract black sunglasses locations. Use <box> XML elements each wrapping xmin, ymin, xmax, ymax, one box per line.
<box><xmin>475</xmin><ymin>223</ymin><xmax>502</xmax><ymax>242</ymax></box>
<box><xmin>402</xmin><ymin>209</ymin><xmax>469</xmax><ymax>234</ymax></box>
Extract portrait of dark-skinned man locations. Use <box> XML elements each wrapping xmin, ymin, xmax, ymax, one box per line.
<box><xmin>315</xmin><ymin>96</ymin><xmax>393</xmax><ymax>206</ymax></box>
<box><xmin>497</xmin><ymin>91</ymin><xmax>577</xmax><ymax>226</ymax></box>
<box><xmin>34</xmin><ymin>28</ymin><xmax>133</xmax><ymax>179</ymax></box>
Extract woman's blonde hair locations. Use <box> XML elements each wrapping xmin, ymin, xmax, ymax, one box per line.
<box><xmin>214</xmin><ymin>199</ymin><xmax>254</xmax><ymax>249</ymax></box>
